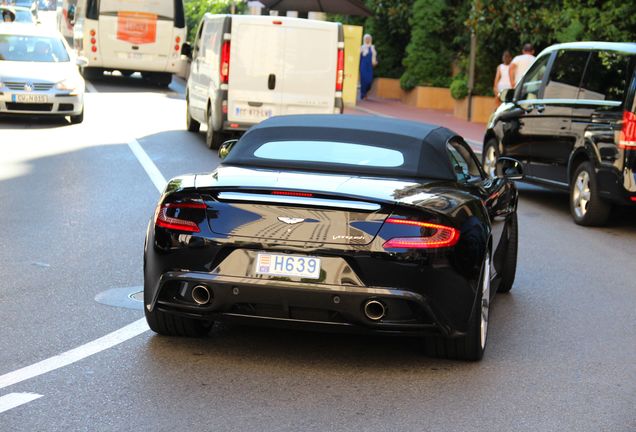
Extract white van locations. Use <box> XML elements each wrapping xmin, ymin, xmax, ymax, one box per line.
<box><xmin>58</xmin><ymin>0</ymin><xmax>187</xmax><ymax>86</ymax></box>
<box><xmin>185</xmin><ymin>14</ymin><xmax>344</xmax><ymax>149</ymax></box>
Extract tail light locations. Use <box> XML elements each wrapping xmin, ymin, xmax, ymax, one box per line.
<box><xmin>382</xmin><ymin>218</ymin><xmax>460</xmax><ymax>249</ymax></box>
<box><xmin>155</xmin><ymin>202</ymin><xmax>206</xmax><ymax>232</ymax></box>
<box><xmin>272</xmin><ymin>190</ymin><xmax>314</xmax><ymax>198</ymax></box>
<box><xmin>619</xmin><ymin>111</ymin><xmax>636</xmax><ymax>149</ymax></box>
<box><xmin>220</xmin><ymin>41</ymin><xmax>231</xmax><ymax>84</ymax></box>
<box><xmin>335</xmin><ymin>48</ymin><xmax>344</xmax><ymax>91</ymax></box>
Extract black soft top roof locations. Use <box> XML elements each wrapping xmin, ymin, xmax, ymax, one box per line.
<box><xmin>222</xmin><ymin>115</ymin><xmax>460</xmax><ymax>180</ymax></box>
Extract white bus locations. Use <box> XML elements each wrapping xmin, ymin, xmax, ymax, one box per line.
<box><xmin>58</xmin><ymin>0</ymin><xmax>186</xmax><ymax>86</ymax></box>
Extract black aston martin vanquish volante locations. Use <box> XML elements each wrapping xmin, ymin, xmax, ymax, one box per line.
<box><xmin>144</xmin><ymin>115</ymin><xmax>523</xmax><ymax>361</ymax></box>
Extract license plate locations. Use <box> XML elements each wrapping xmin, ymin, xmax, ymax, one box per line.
<box><xmin>234</xmin><ymin>106</ymin><xmax>273</xmax><ymax>119</ymax></box>
<box><xmin>127</xmin><ymin>52</ymin><xmax>143</xmax><ymax>60</ymax></box>
<box><xmin>11</xmin><ymin>94</ymin><xmax>48</xmax><ymax>103</ymax></box>
<box><xmin>255</xmin><ymin>253</ymin><xmax>321</xmax><ymax>279</ymax></box>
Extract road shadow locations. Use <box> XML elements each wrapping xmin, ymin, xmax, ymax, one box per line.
<box><xmin>517</xmin><ymin>182</ymin><xmax>636</xmax><ymax>231</ymax></box>
<box><xmin>88</xmin><ymin>72</ymin><xmax>185</xmax><ymax>99</ymax></box>
<box><xmin>0</xmin><ymin>115</ymin><xmax>72</xmax><ymax>130</ymax></box>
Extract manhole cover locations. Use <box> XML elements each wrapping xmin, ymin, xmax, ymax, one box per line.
<box><xmin>95</xmin><ymin>286</ymin><xmax>144</xmax><ymax>310</ymax></box>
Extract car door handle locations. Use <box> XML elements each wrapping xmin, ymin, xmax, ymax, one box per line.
<box><xmin>268</xmin><ymin>74</ymin><xmax>276</xmax><ymax>90</ymax></box>
<box><xmin>248</xmin><ymin>101</ymin><xmax>263</xmax><ymax>107</ymax></box>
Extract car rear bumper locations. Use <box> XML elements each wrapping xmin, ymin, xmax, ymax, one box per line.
<box><xmin>147</xmin><ymin>271</ymin><xmax>458</xmax><ymax>337</ymax></box>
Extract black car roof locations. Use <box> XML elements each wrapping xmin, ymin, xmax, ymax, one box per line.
<box><xmin>223</xmin><ymin>115</ymin><xmax>460</xmax><ymax>181</ymax></box>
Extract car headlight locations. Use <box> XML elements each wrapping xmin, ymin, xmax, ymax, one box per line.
<box><xmin>56</xmin><ymin>78</ymin><xmax>83</xmax><ymax>93</ymax></box>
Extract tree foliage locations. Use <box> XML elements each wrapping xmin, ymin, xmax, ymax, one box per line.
<box><xmin>184</xmin><ymin>0</ymin><xmax>245</xmax><ymax>42</ymax></box>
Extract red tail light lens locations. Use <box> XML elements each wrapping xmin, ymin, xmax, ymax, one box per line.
<box><xmin>382</xmin><ymin>218</ymin><xmax>460</xmax><ymax>249</ymax></box>
<box><xmin>220</xmin><ymin>41</ymin><xmax>231</xmax><ymax>84</ymax></box>
<box><xmin>619</xmin><ymin>111</ymin><xmax>636</xmax><ymax>149</ymax></box>
<box><xmin>335</xmin><ymin>48</ymin><xmax>344</xmax><ymax>91</ymax></box>
<box><xmin>155</xmin><ymin>202</ymin><xmax>206</xmax><ymax>232</ymax></box>
<box><xmin>272</xmin><ymin>190</ymin><xmax>314</xmax><ymax>198</ymax></box>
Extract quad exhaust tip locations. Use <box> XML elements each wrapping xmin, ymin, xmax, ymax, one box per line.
<box><xmin>363</xmin><ymin>299</ymin><xmax>386</xmax><ymax>321</ymax></box>
<box><xmin>192</xmin><ymin>285</ymin><xmax>212</xmax><ymax>305</ymax></box>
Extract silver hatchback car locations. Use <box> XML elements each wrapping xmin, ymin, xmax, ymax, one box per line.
<box><xmin>0</xmin><ymin>23</ymin><xmax>86</xmax><ymax>123</ymax></box>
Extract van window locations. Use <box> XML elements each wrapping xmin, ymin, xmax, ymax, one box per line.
<box><xmin>544</xmin><ymin>50</ymin><xmax>588</xmax><ymax>99</ymax></box>
<box><xmin>578</xmin><ymin>51</ymin><xmax>635</xmax><ymax>104</ymax></box>
<box><xmin>517</xmin><ymin>54</ymin><xmax>549</xmax><ymax>101</ymax></box>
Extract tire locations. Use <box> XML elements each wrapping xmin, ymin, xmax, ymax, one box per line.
<box><xmin>425</xmin><ymin>252</ymin><xmax>491</xmax><ymax>361</ymax></box>
<box><xmin>145</xmin><ymin>306</ymin><xmax>213</xmax><ymax>337</ymax></box>
<box><xmin>482</xmin><ymin>138</ymin><xmax>499</xmax><ymax>178</ymax></box>
<box><xmin>569</xmin><ymin>161</ymin><xmax>611</xmax><ymax>226</ymax></box>
<box><xmin>206</xmin><ymin>107</ymin><xmax>224</xmax><ymax>149</ymax></box>
<box><xmin>70</xmin><ymin>109</ymin><xmax>84</xmax><ymax>124</ymax></box>
<box><xmin>186</xmin><ymin>97</ymin><xmax>200</xmax><ymax>133</ymax></box>
<box><xmin>142</xmin><ymin>72</ymin><xmax>172</xmax><ymax>87</ymax></box>
<box><xmin>496</xmin><ymin>212</ymin><xmax>518</xmax><ymax>293</ymax></box>
<box><xmin>81</xmin><ymin>67</ymin><xmax>101</xmax><ymax>81</ymax></box>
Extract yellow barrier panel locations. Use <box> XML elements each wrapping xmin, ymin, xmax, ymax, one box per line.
<box><xmin>343</xmin><ymin>24</ymin><xmax>363</xmax><ymax>106</ymax></box>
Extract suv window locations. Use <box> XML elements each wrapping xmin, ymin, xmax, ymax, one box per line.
<box><xmin>517</xmin><ymin>54</ymin><xmax>550</xmax><ymax>101</ymax></box>
<box><xmin>544</xmin><ymin>50</ymin><xmax>589</xmax><ymax>99</ymax></box>
<box><xmin>447</xmin><ymin>140</ymin><xmax>482</xmax><ymax>182</ymax></box>
<box><xmin>578</xmin><ymin>51</ymin><xmax>635</xmax><ymax>104</ymax></box>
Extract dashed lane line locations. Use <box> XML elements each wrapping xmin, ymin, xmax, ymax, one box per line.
<box><xmin>0</xmin><ymin>393</ymin><xmax>43</xmax><ymax>414</ymax></box>
<box><xmin>127</xmin><ymin>139</ymin><xmax>167</xmax><ymax>193</ymax></box>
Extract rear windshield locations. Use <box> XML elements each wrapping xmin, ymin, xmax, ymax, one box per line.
<box><xmin>254</xmin><ymin>141</ymin><xmax>405</xmax><ymax>168</ymax></box>
<box><xmin>0</xmin><ymin>35</ymin><xmax>70</xmax><ymax>62</ymax></box>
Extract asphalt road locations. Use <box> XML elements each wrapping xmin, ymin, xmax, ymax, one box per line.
<box><xmin>1</xmin><ymin>74</ymin><xmax>635</xmax><ymax>432</ymax></box>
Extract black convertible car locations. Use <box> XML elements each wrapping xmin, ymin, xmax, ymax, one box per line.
<box><xmin>144</xmin><ymin>115</ymin><xmax>523</xmax><ymax>361</ymax></box>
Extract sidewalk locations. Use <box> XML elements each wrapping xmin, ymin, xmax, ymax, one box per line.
<box><xmin>345</xmin><ymin>96</ymin><xmax>487</xmax><ymax>153</ymax></box>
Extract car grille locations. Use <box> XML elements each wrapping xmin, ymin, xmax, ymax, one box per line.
<box><xmin>4</xmin><ymin>82</ymin><xmax>55</xmax><ymax>91</ymax></box>
<box><xmin>6</xmin><ymin>103</ymin><xmax>54</xmax><ymax>112</ymax></box>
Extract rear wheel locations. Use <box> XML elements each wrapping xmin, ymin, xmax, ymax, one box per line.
<box><xmin>81</xmin><ymin>67</ymin><xmax>101</xmax><ymax>81</ymax></box>
<box><xmin>496</xmin><ymin>213</ymin><xmax>517</xmax><ymax>293</ymax></box>
<box><xmin>206</xmin><ymin>107</ymin><xmax>224</xmax><ymax>149</ymax></box>
<box><xmin>186</xmin><ymin>97</ymin><xmax>200</xmax><ymax>132</ymax></box>
<box><xmin>425</xmin><ymin>252</ymin><xmax>491</xmax><ymax>361</ymax></box>
<box><xmin>482</xmin><ymin>138</ymin><xmax>499</xmax><ymax>178</ymax></box>
<box><xmin>570</xmin><ymin>161</ymin><xmax>611</xmax><ymax>226</ymax></box>
<box><xmin>145</xmin><ymin>306</ymin><xmax>213</xmax><ymax>337</ymax></box>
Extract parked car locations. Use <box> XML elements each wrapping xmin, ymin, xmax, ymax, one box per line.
<box><xmin>1</xmin><ymin>6</ymin><xmax>36</xmax><ymax>23</ymax></box>
<box><xmin>484</xmin><ymin>42</ymin><xmax>636</xmax><ymax>226</ymax></box>
<box><xmin>143</xmin><ymin>115</ymin><xmax>523</xmax><ymax>361</ymax></box>
<box><xmin>0</xmin><ymin>23</ymin><xmax>86</xmax><ymax>123</ymax></box>
<box><xmin>184</xmin><ymin>14</ymin><xmax>345</xmax><ymax>149</ymax></box>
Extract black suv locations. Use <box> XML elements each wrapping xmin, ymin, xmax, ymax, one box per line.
<box><xmin>483</xmin><ymin>42</ymin><xmax>636</xmax><ymax>226</ymax></box>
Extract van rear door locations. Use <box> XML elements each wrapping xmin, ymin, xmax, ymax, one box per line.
<box><xmin>279</xmin><ymin>19</ymin><xmax>338</xmax><ymax>115</ymax></box>
<box><xmin>227</xmin><ymin>16</ymin><xmax>284</xmax><ymax>124</ymax></box>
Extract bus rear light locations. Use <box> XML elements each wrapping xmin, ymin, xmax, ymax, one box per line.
<box><xmin>619</xmin><ymin>111</ymin><xmax>636</xmax><ymax>149</ymax></box>
<box><xmin>91</xmin><ymin>46</ymin><xmax>97</xmax><ymax>53</ymax></box>
<box><xmin>90</xmin><ymin>38</ymin><xmax>96</xmax><ymax>44</ymax></box>
<box><xmin>382</xmin><ymin>218</ymin><xmax>460</xmax><ymax>249</ymax></box>
<box><xmin>175</xmin><ymin>36</ymin><xmax>181</xmax><ymax>43</ymax></box>
<box><xmin>220</xmin><ymin>41</ymin><xmax>231</xmax><ymax>84</ymax></box>
<box><xmin>174</xmin><ymin>44</ymin><xmax>180</xmax><ymax>51</ymax></box>
<box><xmin>230</xmin><ymin>123</ymin><xmax>239</xmax><ymax>128</ymax></box>
<box><xmin>335</xmin><ymin>48</ymin><xmax>344</xmax><ymax>91</ymax></box>
<box><xmin>90</xmin><ymin>29</ymin><xmax>96</xmax><ymax>36</ymax></box>
<box><xmin>273</xmin><ymin>20</ymin><xmax>282</xmax><ymax>25</ymax></box>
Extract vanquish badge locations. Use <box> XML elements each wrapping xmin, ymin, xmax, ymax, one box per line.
<box><xmin>277</xmin><ymin>217</ymin><xmax>305</xmax><ymax>225</ymax></box>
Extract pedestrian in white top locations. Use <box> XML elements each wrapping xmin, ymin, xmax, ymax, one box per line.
<box><xmin>493</xmin><ymin>50</ymin><xmax>513</xmax><ymax>98</ymax></box>
<box><xmin>509</xmin><ymin>43</ymin><xmax>536</xmax><ymax>88</ymax></box>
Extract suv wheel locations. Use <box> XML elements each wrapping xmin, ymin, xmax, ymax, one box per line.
<box><xmin>482</xmin><ymin>139</ymin><xmax>499</xmax><ymax>177</ymax></box>
<box><xmin>570</xmin><ymin>161</ymin><xmax>611</xmax><ymax>226</ymax></box>
<box><xmin>206</xmin><ymin>108</ymin><xmax>224</xmax><ymax>149</ymax></box>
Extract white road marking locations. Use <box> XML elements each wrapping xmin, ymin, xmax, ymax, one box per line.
<box><xmin>0</xmin><ymin>319</ymin><xmax>148</xmax><ymax>390</ymax></box>
<box><xmin>353</xmin><ymin>104</ymin><xmax>483</xmax><ymax>150</ymax></box>
<box><xmin>0</xmin><ymin>393</ymin><xmax>43</xmax><ymax>413</ymax></box>
<box><xmin>85</xmin><ymin>80</ymin><xmax>98</xmax><ymax>93</ymax></box>
<box><xmin>127</xmin><ymin>139</ymin><xmax>167</xmax><ymax>193</ymax></box>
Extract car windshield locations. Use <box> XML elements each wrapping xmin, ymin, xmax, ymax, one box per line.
<box><xmin>1</xmin><ymin>8</ymin><xmax>34</xmax><ymax>22</ymax></box>
<box><xmin>0</xmin><ymin>34</ymin><xmax>70</xmax><ymax>62</ymax></box>
<box><xmin>253</xmin><ymin>141</ymin><xmax>405</xmax><ymax>168</ymax></box>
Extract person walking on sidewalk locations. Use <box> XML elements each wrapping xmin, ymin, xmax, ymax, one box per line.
<box><xmin>360</xmin><ymin>33</ymin><xmax>378</xmax><ymax>99</ymax></box>
<box><xmin>493</xmin><ymin>50</ymin><xmax>513</xmax><ymax>98</ymax></box>
<box><xmin>509</xmin><ymin>43</ymin><xmax>536</xmax><ymax>88</ymax></box>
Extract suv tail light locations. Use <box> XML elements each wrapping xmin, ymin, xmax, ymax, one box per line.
<box><xmin>220</xmin><ymin>41</ymin><xmax>231</xmax><ymax>84</ymax></box>
<box><xmin>619</xmin><ymin>111</ymin><xmax>636</xmax><ymax>149</ymax></box>
<box><xmin>335</xmin><ymin>48</ymin><xmax>344</xmax><ymax>91</ymax></box>
<box><xmin>155</xmin><ymin>202</ymin><xmax>206</xmax><ymax>232</ymax></box>
<box><xmin>382</xmin><ymin>218</ymin><xmax>460</xmax><ymax>249</ymax></box>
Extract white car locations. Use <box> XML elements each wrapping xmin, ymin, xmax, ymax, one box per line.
<box><xmin>185</xmin><ymin>14</ymin><xmax>344</xmax><ymax>149</ymax></box>
<box><xmin>0</xmin><ymin>23</ymin><xmax>85</xmax><ymax>123</ymax></box>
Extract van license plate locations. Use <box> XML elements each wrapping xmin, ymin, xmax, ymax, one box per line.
<box><xmin>255</xmin><ymin>253</ymin><xmax>320</xmax><ymax>279</ymax></box>
<box><xmin>11</xmin><ymin>94</ymin><xmax>48</xmax><ymax>103</ymax></box>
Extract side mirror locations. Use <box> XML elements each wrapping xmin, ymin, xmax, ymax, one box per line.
<box><xmin>218</xmin><ymin>139</ymin><xmax>238</xmax><ymax>160</ymax></box>
<box><xmin>75</xmin><ymin>56</ymin><xmax>88</xmax><ymax>67</ymax></box>
<box><xmin>495</xmin><ymin>157</ymin><xmax>524</xmax><ymax>180</ymax></box>
<box><xmin>499</xmin><ymin>88</ymin><xmax>514</xmax><ymax>103</ymax></box>
<box><xmin>180</xmin><ymin>42</ymin><xmax>192</xmax><ymax>60</ymax></box>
